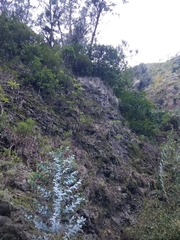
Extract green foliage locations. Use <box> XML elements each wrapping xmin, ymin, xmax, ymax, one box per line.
<box><xmin>119</xmin><ymin>91</ymin><xmax>157</xmax><ymax>136</ymax></box>
<box><xmin>25</xmin><ymin>44</ymin><xmax>74</xmax><ymax>93</ymax></box>
<box><xmin>8</xmin><ymin>79</ymin><xmax>20</xmax><ymax>89</ymax></box>
<box><xmin>0</xmin><ymin>12</ymin><xmax>166</xmax><ymax>138</ymax></box>
<box><xmin>150</xmin><ymin>108</ymin><xmax>179</xmax><ymax>133</ymax></box>
<box><xmin>0</xmin><ymin>188</ymin><xmax>11</xmax><ymax>202</ymax></box>
<box><xmin>22</xmin><ymin>44</ymin><xmax>62</xmax><ymax>72</ymax></box>
<box><xmin>20</xmin><ymin>44</ymin><xmax>65</xmax><ymax>93</ymax></box>
<box><xmin>62</xmin><ymin>43</ymin><xmax>128</xmax><ymax>79</ymax></box>
<box><xmin>158</xmin><ymin>133</ymin><xmax>180</xmax><ymax>204</ymax></box>
<box><xmin>0</xmin><ymin>14</ymin><xmax>69</xmax><ymax>94</ymax></box>
<box><xmin>62</xmin><ymin>46</ymin><xmax>76</xmax><ymax>67</ymax></box>
<box><xmin>158</xmin><ymin>137</ymin><xmax>174</xmax><ymax>202</ymax></box>
<box><xmin>72</xmin><ymin>54</ymin><xmax>92</xmax><ymax>76</ymax></box>
<box><xmin>91</xmin><ymin>44</ymin><xmax>125</xmax><ymax>85</ymax></box>
<box><xmin>0</xmin><ymin>85</ymin><xmax>9</xmax><ymax>103</ymax></box>
<box><xmin>0</xmin><ymin>85</ymin><xmax>9</xmax><ymax>116</ymax></box>
<box><xmin>0</xmin><ymin>147</ymin><xmax>22</xmax><ymax>165</ymax></box>
<box><xmin>15</xmin><ymin>118</ymin><xmax>36</xmax><ymax>137</ymax></box>
<box><xmin>29</xmin><ymin>160</ymin><xmax>52</xmax><ymax>191</ymax></box>
<box><xmin>62</xmin><ymin>44</ymin><xmax>92</xmax><ymax>76</ymax></box>
<box><xmin>91</xmin><ymin>44</ymin><xmax>122</xmax><ymax>70</ymax></box>
<box><xmin>126</xmin><ymin>201</ymin><xmax>180</xmax><ymax>240</ymax></box>
<box><xmin>0</xmin><ymin>13</ymin><xmax>42</xmax><ymax>61</ymax></box>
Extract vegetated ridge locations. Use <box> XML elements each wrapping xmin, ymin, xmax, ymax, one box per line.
<box><xmin>133</xmin><ymin>56</ymin><xmax>180</xmax><ymax>112</ymax></box>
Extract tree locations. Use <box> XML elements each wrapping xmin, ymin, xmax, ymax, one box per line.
<box><xmin>37</xmin><ymin>0</ymin><xmax>60</xmax><ymax>47</ymax></box>
<box><xmin>36</xmin><ymin>0</ymin><xmax>127</xmax><ymax>47</ymax></box>
<box><xmin>1</xmin><ymin>0</ymin><xmax>127</xmax><ymax>47</ymax></box>
<box><xmin>0</xmin><ymin>13</ymin><xmax>42</xmax><ymax>61</ymax></box>
<box><xmin>81</xmin><ymin>0</ymin><xmax>127</xmax><ymax>57</ymax></box>
<box><xmin>90</xmin><ymin>43</ymin><xmax>129</xmax><ymax>89</ymax></box>
<box><xmin>69</xmin><ymin>6</ymin><xmax>90</xmax><ymax>45</ymax></box>
<box><xmin>0</xmin><ymin>0</ymin><xmax>11</xmax><ymax>14</ymax></box>
<box><xmin>0</xmin><ymin>0</ymin><xmax>33</xmax><ymax>25</ymax></box>
<box><xmin>37</xmin><ymin>0</ymin><xmax>83</xmax><ymax>47</ymax></box>
<box><xmin>86</xmin><ymin>0</ymin><xmax>116</xmax><ymax>57</ymax></box>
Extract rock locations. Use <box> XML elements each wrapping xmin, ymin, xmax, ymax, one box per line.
<box><xmin>14</xmin><ymin>179</ymin><xmax>31</xmax><ymax>192</ymax></box>
<box><xmin>78</xmin><ymin>77</ymin><xmax>119</xmax><ymax>108</ymax></box>
<box><xmin>0</xmin><ymin>217</ymin><xmax>26</xmax><ymax>240</ymax></box>
<box><xmin>133</xmin><ymin>63</ymin><xmax>152</xmax><ymax>90</ymax></box>
<box><xmin>0</xmin><ymin>215</ymin><xmax>10</xmax><ymax>226</ymax></box>
<box><xmin>0</xmin><ymin>201</ymin><xmax>11</xmax><ymax>217</ymax></box>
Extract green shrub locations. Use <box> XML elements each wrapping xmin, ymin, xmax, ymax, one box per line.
<box><xmin>62</xmin><ymin>46</ymin><xmax>76</xmax><ymax>67</ymax></box>
<box><xmin>20</xmin><ymin>44</ymin><xmax>65</xmax><ymax>93</ymax></box>
<box><xmin>0</xmin><ymin>14</ymin><xmax>66</xmax><ymax>94</ymax></box>
<box><xmin>119</xmin><ymin>91</ymin><xmax>157</xmax><ymax>136</ymax></box>
<box><xmin>62</xmin><ymin>45</ymin><xmax>92</xmax><ymax>76</ymax></box>
<box><xmin>0</xmin><ymin>85</ymin><xmax>9</xmax><ymax>104</ymax></box>
<box><xmin>0</xmin><ymin>13</ymin><xmax>42</xmax><ymax>61</ymax></box>
<box><xmin>158</xmin><ymin>133</ymin><xmax>180</xmax><ymax>203</ymax></box>
<box><xmin>7</xmin><ymin>80</ymin><xmax>20</xmax><ymax>89</ymax></box>
<box><xmin>72</xmin><ymin>54</ymin><xmax>92</xmax><ymax>76</ymax></box>
<box><xmin>15</xmin><ymin>118</ymin><xmax>36</xmax><ymax>137</ymax></box>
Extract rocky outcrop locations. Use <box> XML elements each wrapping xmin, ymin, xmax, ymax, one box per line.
<box><xmin>73</xmin><ymin>77</ymin><xmax>157</xmax><ymax>238</ymax></box>
<box><xmin>132</xmin><ymin>63</ymin><xmax>153</xmax><ymax>90</ymax></box>
<box><xmin>78</xmin><ymin>77</ymin><xmax>119</xmax><ymax>108</ymax></box>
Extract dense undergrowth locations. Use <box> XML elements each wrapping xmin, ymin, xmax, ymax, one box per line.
<box><xmin>1</xmin><ymin>12</ymin><xmax>180</xmax><ymax>240</ymax></box>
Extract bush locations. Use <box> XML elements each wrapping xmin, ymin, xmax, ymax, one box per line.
<box><xmin>72</xmin><ymin>54</ymin><xmax>92</xmax><ymax>76</ymax></box>
<box><xmin>29</xmin><ymin>148</ymin><xmax>85</xmax><ymax>237</ymax></box>
<box><xmin>119</xmin><ymin>91</ymin><xmax>157</xmax><ymax>136</ymax></box>
<box><xmin>91</xmin><ymin>44</ymin><xmax>122</xmax><ymax>82</ymax></box>
<box><xmin>0</xmin><ymin>14</ymin><xmax>67</xmax><ymax>94</ymax></box>
<box><xmin>15</xmin><ymin>118</ymin><xmax>35</xmax><ymax>137</ymax></box>
<box><xmin>62</xmin><ymin>45</ymin><xmax>92</xmax><ymax>76</ymax></box>
<box><xmin>0</xmin><ymin>13</ymin><xmax>42</xmax><ymax>61</ymax></box>
<box><xmin>62</xmin><ymin>46</ymin><xmax>76</xmax><ymax>67</ymax></box>
<box><xmin>20</xmin><ymin>44</ymin><xmax>65</xmax><ymax>93</ymax></box>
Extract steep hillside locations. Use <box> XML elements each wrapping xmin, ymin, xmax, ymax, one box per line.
<box><xmin>0</xmin><ymin>66</ymin><xmax>158</xmax><ymax>239</ymax></box>
<box><xmin>1</xmin><ymin>13</ymin><xmax>180</xmax><ymax>240</ymax></box>
<box><xmin>133</xmin><ymin>56</ymin><xmax>180</xmax><ymax>113</ymax></box>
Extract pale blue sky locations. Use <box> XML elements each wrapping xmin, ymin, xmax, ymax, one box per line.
<box><xmin>100</xmin><ymin>0</ymin><xmax>180</xmax><ymax>66</ymax></box>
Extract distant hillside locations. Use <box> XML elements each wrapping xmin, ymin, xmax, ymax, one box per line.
<box><xmin>133</xmin><ymin>56</ymin><xmax>180</xmax><ymax>113</ymax></box>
